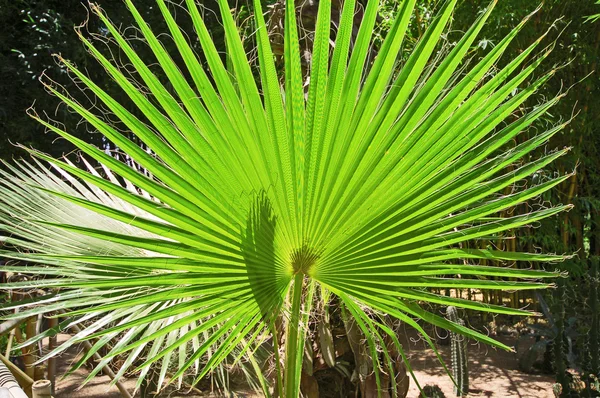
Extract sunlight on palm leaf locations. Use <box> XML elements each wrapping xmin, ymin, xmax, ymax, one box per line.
<box><xmin>0</xmin><ymin>0</ymin><xmax>572</xmax><ymax>396</ymax></box>
<box><xmin>0</xmin><ymin>158</ymin><xmax>265</xmax><ymax>393</ymax></box>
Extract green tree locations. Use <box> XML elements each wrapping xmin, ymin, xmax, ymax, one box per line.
<box><xmin>0</xmin><ymin>0</ymin><xmax>227</xmax><ymax>160</ymax></box>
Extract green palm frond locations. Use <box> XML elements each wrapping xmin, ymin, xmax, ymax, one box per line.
<box><xmin>0</xmin><ymin>0</ymin><xmax>571</xmax><ymax>396</ymax></box>
<box><xmin>0</xmin><ymin>158</ymin><xmax>265</xmax><ymax>393</ymax></box>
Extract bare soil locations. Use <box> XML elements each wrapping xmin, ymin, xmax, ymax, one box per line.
<box><xmin>405</xmin><ymin>334</ymin><xmax>554</xmax><ymax>398</ymax></box>
<box><xmin>49</xmin><ymin>333</ymin><xmax>554</xmax><ymax>398</ymax></box>
<box><xmin>52</xmin><ymin>334</ymin><xmax>136</xmax><ymax>398</ymax></box>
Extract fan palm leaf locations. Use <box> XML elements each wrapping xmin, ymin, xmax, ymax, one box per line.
<box><xmin>0</xmin><ymin>0</ymin><xmax>572</xmax><ymax>396</ymax></box>
<box><xmin>0</xmin><ymin>158</ymin><xmax>265</xmax><ymax>392</ymax></box>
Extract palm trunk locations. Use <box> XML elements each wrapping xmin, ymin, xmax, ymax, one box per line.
<box><xmin>284</xmin><ymin>274</ymin><xmax>306</xmax><ymax>398</ymax></box>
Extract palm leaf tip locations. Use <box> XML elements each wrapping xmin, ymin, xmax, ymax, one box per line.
<box><xmin>0</xmin><ymin>0</ymin><xmax>572</xmax><ymax>395</ymax></box>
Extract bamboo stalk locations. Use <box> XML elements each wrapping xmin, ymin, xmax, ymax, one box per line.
<box><xmin>562</xmin><ymin>172</ymin><xmax>577</xmax><ymax>250</ymax></box>
<box><xmin>47</xmin><ymin>316</ymin><xmax>58</xmax><ymax>396</ymax></box>
<box><xmin>23</xmin><ymin>317</ymin><xmax>36</xmax><ymax>380</ymax></box>
<box><xmin>36</xmin><ymin>314</ymin><xmax>43</xmax><ymax>358</ymax></box>
<box><xmin>5</xmin><ymin>329</ymin><xmax>15</xmax><ymax>357</ymax></box>
<box><xmin>32</xmin><ymin>379</ymin><xmax>52</xmax><ymax>398</ymax></box>
<box><xmin>33</xmin><ymin>365</ymin><xmax>45</xmax><ymax>382</ymax></box>
<box><xmin>481</xmin><ymin>240</ymin><xmax>489</xmax><ymax>323</ymax></box>
<box><xmin>2</xmin><ymin>316</ymin><xmax>22</xmax><ymax>369</ymax></box>
<box><xmin>14</xmin><ymin>321</ymin><xmax>24</xmax><ymax>347</ymax></box>
<box><xmin>0</xmin><ymin>317</ymin><xmax>27</xmax><ymax>336</ymax></box>
<box><xmin>509</xmin><ymin>235</ymin><xmax>517</xmax><ymax>309</ymax></box>
<box><xmin>6</xmin><ymin>303</ymin><xmax>20</xmax><ymax>358</ymax></box>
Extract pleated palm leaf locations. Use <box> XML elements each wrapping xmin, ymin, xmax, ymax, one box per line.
<box><xmin>0</xmin><ymin>0</ymin><xmax>572</xmax><ymax>396</ymax></box>
<box><xmin>0</xmin><ymin>158</ymin><xmax>262</xmax><ymax>393</ymax></box>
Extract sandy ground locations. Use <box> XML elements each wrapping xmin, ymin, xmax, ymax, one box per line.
<box><xmin>47</xmin><ymin>333</ymin><xmax>554</xmax><ymax>397</ymax></box>
<box><xmin>52</xmin><ymin>334</ymin><xmax>137</xmax><ymax>398</ymax></box>
<box><xmin>405</xmin><ymin>334</ymin><xmax>554</xmax><ymax>398</ymax></box>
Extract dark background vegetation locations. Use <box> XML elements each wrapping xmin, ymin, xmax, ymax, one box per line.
<box><xmin>1</xmin><ymin>0</ymin><xmax>600</xmax><ymax>395</ymax></box>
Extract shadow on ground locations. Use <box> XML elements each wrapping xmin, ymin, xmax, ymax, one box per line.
<box><xmin>404</xmin><ymin>329</ymin><xmax>555</xmax><ymax>398</ymax></box>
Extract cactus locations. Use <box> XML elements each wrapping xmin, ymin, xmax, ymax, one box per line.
<box><xmin>589</xmin><ymin>374</ymin><xmax>599</xmax><ymax>393</ymax></box>
<box><xmin>591</xmin><ymin>257</ymin><xmax>599</xmax><ymax>375</ymax></box>
<box><xmin>421</xmin><ymin>384</ymin><xmax>447</xmax><ymax>398</ymax></box>
<box><xmin>553</xmin><ymin>278</ymin><xmax>569</xmax><ymax>395</ymax></box>
<box><xmin>447</xmin><ymin>306</ymin><xmax>468</xmax><ymax>397</ymax></box>
<box><xmin>552</xmin><ymin>382</ymin><xmax>563</xmax><ymax>398</ymax></box>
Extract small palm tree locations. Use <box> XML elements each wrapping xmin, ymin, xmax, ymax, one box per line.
<box><xmin>0</xmin><ymin>0</ymin><xmax>571</xmax><ymax>396</ymax></box>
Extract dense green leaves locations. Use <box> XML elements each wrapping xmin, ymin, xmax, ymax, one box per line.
<box><xmin>0</xmin><ymin>0</ymin><xmax>571</xmax><ymax>396</ymax></box>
